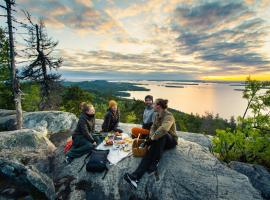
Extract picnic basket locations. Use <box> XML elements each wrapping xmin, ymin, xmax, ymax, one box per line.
<box><xmin>132</xmin><ymin>134</ymin><xmax>148</xmax><ymax>157</ymax></box>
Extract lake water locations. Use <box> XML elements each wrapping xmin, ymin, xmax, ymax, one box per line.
<box><xmin>124</xmin><ymin>81</ymin><xmax>250</xmax><ymax>120</ymax></box>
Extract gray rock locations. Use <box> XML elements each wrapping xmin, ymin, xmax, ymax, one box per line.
<box><xmin>0</xmin><ymin>129</ymin><xmax>56</xmax><ymax>172</ymax></box>
<box><xmin>0</xmin><ymin>109</ymin><xmax>17</xmax><ymax>117</ymax></box>
<box><xmin>52</xmin><ymin>137</ymin><xmax>262</xmax><ymax>200</ymax></box>
<box><xmin>178</xmin><ymin>131</ymin><xmax>212</xmax><ymax>150</ymax></box>
<box><xmin>0</xmin><ymin>110</ymin><xmax>78</xmax><ymax>134</ymax></box>
<box><xmin>0</xmin><ymin>158</ymin><xmax>55</xmax><ymax>200</ymax></box>
<box><xmin>229</xmin><ymin>161</ymin><xmax>270</xmax><ymax>199</ymax></box>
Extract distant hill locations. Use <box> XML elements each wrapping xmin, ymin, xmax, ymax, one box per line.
<box><xmin>63</xmin><ymin>80</ymin><xmax>149</xmax><ymax>97</ymax></box>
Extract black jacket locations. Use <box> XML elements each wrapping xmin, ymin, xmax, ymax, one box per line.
<box><xmin>73</xmin><ymin>112</ymin><xmax>95</xmax><ymax>143</ymax></box>
<box><xmin>102</xmin><ymin>108</ymin><xmax>120</xmax><ymax>132</ymax></box>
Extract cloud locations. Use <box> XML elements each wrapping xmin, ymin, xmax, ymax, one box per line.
<box><xmin>172</xmin><ymin>0</ymin><xmax>270</xmax><ymax>72</ymax></box>
<box><xmin>17</xmin><ymin>0</ymin><xmax>128</xmax><ymax>36</ymax></box>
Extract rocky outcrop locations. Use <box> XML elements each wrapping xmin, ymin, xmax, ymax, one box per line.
<box><xmin>229</xmin><ymin>161</ymin><xmax>270</xmax><ymax>200</ymax></box>
<box><xmin>52</xmin><ymin>137</ymin><xmax>262</xmax><ymax>200</ymax></box>
<box><xmin>0</xmin><ymin>129</ymin><xmax>56</xmax><ymax>174</ymax></box>
<box><xmin>0</xmin><ymin>110</ymin><xmax>78</xmax><ymax>134</ymax></box>
<box><xmin>0</xmin><ymin>158</ymin><xmax>55</xmax><ymax>200</ymax></box>
<box><xmin>0</xmin><ymin>110</ymin><xmax>268</xmax><ymax>200</ymax></box>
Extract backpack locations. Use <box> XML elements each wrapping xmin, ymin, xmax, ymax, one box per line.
<box><xmin>78</xmin><ymin>149</ymin><xmax>110</xmax><ymax>179</ymax></box>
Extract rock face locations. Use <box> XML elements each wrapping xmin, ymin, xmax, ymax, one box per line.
<box><xmin>0</xmin><ymin>158</ymin><xmax>55</xmax><ymax>200</ymax></box>
<box><xmin>0</xmin><ymin>110</ymin><xmax>78</xmax><ymax>134</ymax></box>
<box><xmin>52</xmin><ymin>138</ymin><xmax>263</xmax><ymax>200</ymax></box>
<box><xmin>0</xmin><ymin>129</ymin><xmax>55</xmax><ymax>157</ymax></box>
<box><xmin>0</xmin><ymin>129</ymin><xmax>56</xmax><ymax>174</ymax></box>
<box><xmin>177</xmin><ymin>131</ymin><xmax>212</xmax><ymax>150</ymax></box>
<box><xmin>0</xmin><ymin>110</ymin><xmax>268</xmax><ymax>200</ymax></box>
<box><xmin>229</xmin><ymin>161</ymin><xmax>270</xmax><ymax>200</ymax></box>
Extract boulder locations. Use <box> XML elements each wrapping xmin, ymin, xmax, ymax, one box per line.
<box><xmin>229</xmin><ymin>161</ymin><xmax>270</xmax><ymax>200</ymax></box>
<box><xmin>0</xmin><ymin>109</ymin><xmax>18</xmax><ymax>117</ymax></box>
<box><xmin>52</xmin><ymin>138</ymin><xmax>262</xmax><ymax>200</ymax></box>
<box><xmin>0</xmin><ymin>129</ymin><xmax>56</xmax><ymax>173</ymax></box>
<box><xmin>0</xmin><ymin>111</ymin><xmax>78</xmax><ymax>134</ymax></box>
<box><xmin>0</xmin><ymin>158</ymin><xmax>55</xmax><ymax>200</ymax></box>
<box><xmin>177</xmin><ymin>131</ymin><xmax>212</xmax><ymax>150</ymax></box>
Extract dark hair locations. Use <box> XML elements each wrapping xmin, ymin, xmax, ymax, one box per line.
<box><xmin>155</xmin><ymin>98</ymin><xmax>168</xmax><ymax>109</ymax></box>
<box><xmin>145</xmin><ymin>95</ymin><xmax>153</xmax><ymax>101</ymax></box>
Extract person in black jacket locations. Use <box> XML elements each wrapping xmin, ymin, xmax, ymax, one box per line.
<box><xmin>102</xmin><ymin>100</ymin><xmax>123</xmax><ymax>133</ymax></box>
<box><xmin>65</xmin><ymin>102</ymin><xmax>97</xmax><ymax>163</ymax></box>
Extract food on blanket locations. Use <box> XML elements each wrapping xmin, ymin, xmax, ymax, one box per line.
<box><xmin>115</xmin><ymin>136</ymin><xmax>122</xmax><ymax>140</ymax></box>
<box><xmin>124</xmin><ymin>138</ymin><xmax>133</xmax><ymax>144</ymax></box>
<box><xmin>115</xmin><ymin>140</ymin><xmax>125</xmax><ymax>144</ymax></box>
<box><xmin>114</xmin><ymin>131</ymin><xmax>122</xmax><ymax>136</ymax></box>
<box><xmin>123</xmin><ymin>146</ymin><xmax>129</xmax><ymax>152</ymax></box>
<box><xmin>105</xmin><ymin>140</ymin><xmax>113</xmax><ymax>146</ymax></box>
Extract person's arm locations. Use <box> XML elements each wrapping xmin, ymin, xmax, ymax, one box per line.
<box><xmin>151</xmin><ymin>114</ymin><xmax>174</xmax><ymax>140</ymax></box>
<box><xmin>149</xmin><ymin>115</ymin><xmax>158</xmax><ymax>139</ymax></box>
<box><xmin>102</xmin><ymin>112</ymin><xmax>111</xmax><ymax>132</ymax></box>
<box><xmin>113</xmin><ymin>110</ymin><xmax>120</xmax><ymax>130</ymax></box>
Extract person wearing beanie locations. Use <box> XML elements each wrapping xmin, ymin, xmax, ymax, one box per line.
<box><xmin>102</xmin><ymin>100</ymin><xmax>123</xmax><ymax>133</ymax></box>
<box><xmin>131</xmin><ymin>95</ymin><xmax>155</xmax><ymax>139</ymax></box>
<box><xmin>65</xmin><ymin>102</ymin><xmax>97</xmax><ymax>164</ymax></box>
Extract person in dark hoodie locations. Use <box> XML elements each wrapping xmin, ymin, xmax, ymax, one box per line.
<box><xmin>131</xmin><ymin>95</ymin><xmax>155</xmax><ymax>139</ymax></box>
<box><xmin>65</xmin><ymin>102</ymin><xmax>96</xmax><ymax>163</ymax></box>
<box><xmin>102</xmin><ymin>100</ymin><xmax>123</xmax><ymax>133</ymax></box>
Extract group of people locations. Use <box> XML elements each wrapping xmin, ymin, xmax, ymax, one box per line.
<box><xmin>65</xmin><ymin>95</ymin><xmax>178</xmax><ymax>189</ymax></box>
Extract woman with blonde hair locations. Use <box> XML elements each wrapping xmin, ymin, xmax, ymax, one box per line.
<box><xmin>65</xmin><ymin>102</ymin><xmax>97</xmax><ymax>163</ymax></box>
<box><xmin>102</xmin><ymin>100</ymin><xmax>123</xmax><ymax>133</ymax></box>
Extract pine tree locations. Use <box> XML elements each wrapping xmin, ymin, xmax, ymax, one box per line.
<box><xmin>21</xmin><ymin>12</ymin><xmax>62</xmax><ymax>110</ymax></box>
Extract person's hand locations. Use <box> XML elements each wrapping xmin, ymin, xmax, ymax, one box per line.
<box><xmin>93</xmin><ymin>141</ymin><xmax>97</xmax><ymax>146</ymax></box>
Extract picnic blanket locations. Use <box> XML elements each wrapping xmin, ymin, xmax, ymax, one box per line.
<box><xmin>96</xmin><ymin>133</ymin><xmax>132</xmax><ymax>165</ymax></box>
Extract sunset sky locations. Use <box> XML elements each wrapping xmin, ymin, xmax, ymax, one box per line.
<box><xmin>2</xmin><ymin>0</ymin><xmax>270</xmax><ymax>81</ymax></box>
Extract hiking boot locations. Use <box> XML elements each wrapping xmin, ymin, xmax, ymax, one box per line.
<box><xmin>64</xmin><ymin>156</ymin><xmax>73</xmax><ymax>164</ymax></box>
<box><xmin>124</xmin><ymin>173</ymin><xmax>139</xmax><ymax>190</ymax></box>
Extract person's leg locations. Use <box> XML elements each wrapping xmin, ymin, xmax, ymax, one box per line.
<box><xmin>147</xmin><ymin>134</ymin><xmax>177</xmax><ymax>174</ymax></box>
<box><xmin>164</xmin><ymin>134</ymin><xmax>177</xmax><ymax>150</ymax></box>
<box><xmin>131</xmin><ymin>140</ymin><xmax>157</xmax><ymax>179</ymax></box>
<box><xmin>131</xmin><ymin>127</ymin><xmax>150</xmax><ymax>138</ymax></box>
<box><xmin>66</xmin><ymin>136</ymin><xmax>94</xmax><ymax>158</ymax></box>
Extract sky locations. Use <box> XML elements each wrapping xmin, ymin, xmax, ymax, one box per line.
<box><xmin>1</xmin><ymin>0</ymin><xmax>270</xmax><ymax>81</ymax></box>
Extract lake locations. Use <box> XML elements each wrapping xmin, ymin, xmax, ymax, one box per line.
<box><xmin>123</xmin><ymin>81</ymin><xmax>250</xmax><ymax>120</ymax></box>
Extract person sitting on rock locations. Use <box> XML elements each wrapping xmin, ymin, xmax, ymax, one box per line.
<box><xmin>101</xmin><ymin>100</ymin><xmax>123</xmax><ymax>133</ymax></box>
<box><xmin>131</xmin><ymin>95</ymin><xmax>155</xmax><ymax>139</ymax></box>
<box><xmin>124</xmin><ymin>98</ymin><xmax>178</xmax><ymax>189</ymax></box>
<box><xmin>65</xmin><ymin>102</ymin><xmax>97</xmax><ymax>163</ymax></box>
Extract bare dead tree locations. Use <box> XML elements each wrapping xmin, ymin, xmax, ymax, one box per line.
<box><xmin>20</xmin><ymin>11</ymin><xmax>62</xmax><ymax>110</ymax></box>
<box><xmin>1</xmin><ymin>0</ymin><xmax>23</xmax><ymax>129</ymax></box>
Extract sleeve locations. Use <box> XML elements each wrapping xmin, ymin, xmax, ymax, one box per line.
<box><xmin>152</xmin><ymin>114</ymin><xmax>174</xmax><ymax>140</ymax></box>
<box><xmin>114</xmin><ymin>111</ymin><xmax>120</xmax><ymax>130</ymax></box>
<box><xmin>102</xmin><ymin>112</ymin><xmax>111</xmax><ymax>132</ymax></box>
<box><xmin>151</xmin><ymin>111</ymin><xmax>156</xmax><ymax>123</ymax></box>
<box><xmin>149</xmin><ymin>115</ymin><xmax>158</xmax><ymax>137</ymax></box>
<box><xmin>80</xmin><ymin>119</ymin><xmax>95</xmax><ymax>143</ymax></box>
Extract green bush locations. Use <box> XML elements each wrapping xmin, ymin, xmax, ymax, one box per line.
<box><xmin>213</xmin><ymin>77</ymin><xmax>270</xmax><ymax>168</ymax></box>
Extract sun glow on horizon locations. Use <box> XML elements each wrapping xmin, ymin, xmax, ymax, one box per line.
<box><xmin>202</xmin><ymin>74</ymin><xmax>270</xmax><ymax>81</ymax></box>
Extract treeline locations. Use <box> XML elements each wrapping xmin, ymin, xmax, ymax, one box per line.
<box><xmin>1</xmin><ymin>79</ymin><xmax>236</xmax><ymax>135</ymax></box>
